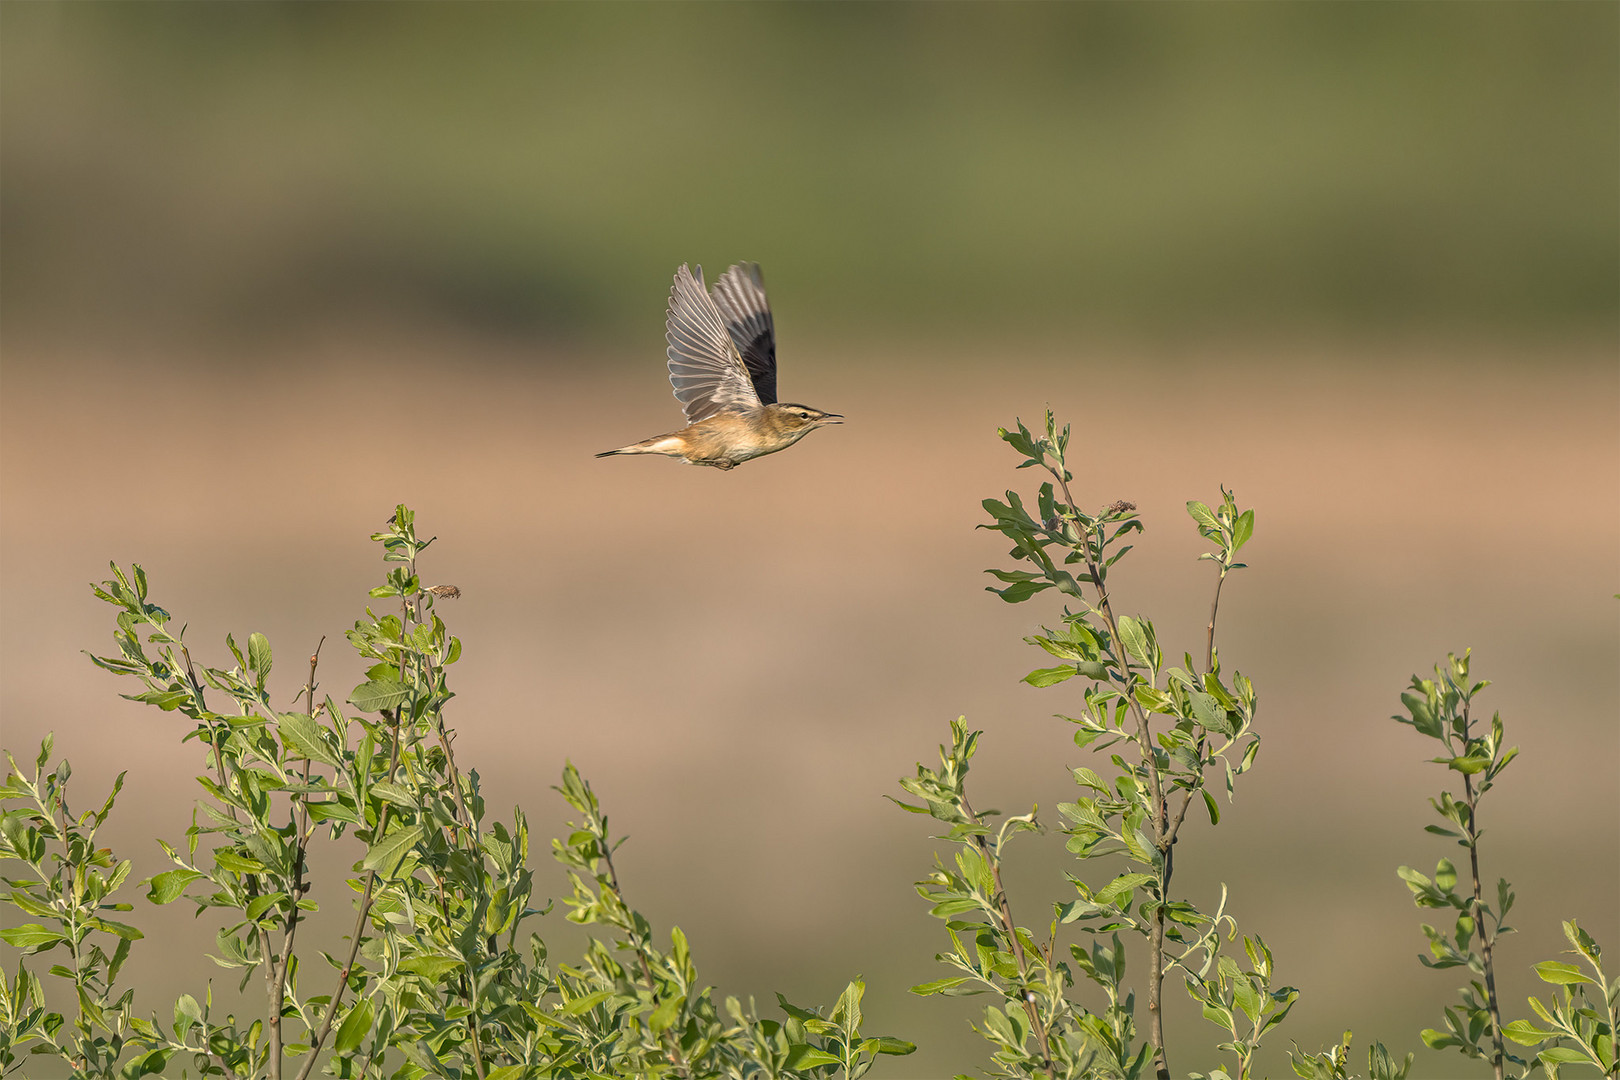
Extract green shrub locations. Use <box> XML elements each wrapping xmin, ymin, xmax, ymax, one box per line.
<box><xmin>1</xmin><ymin>508</ymin><xmax>911</xmax><ymax>1080</ymax></box>
<box><xmin>2</xmin><ymin>418</ymin><xmax>1610</xmax><ymax>1080</ymax></box>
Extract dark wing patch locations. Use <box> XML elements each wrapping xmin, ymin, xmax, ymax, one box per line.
<box><xmin>665</xmin><ymin>264</ymin><xmax>762</xmax><ymax>423</ymax></box>
<box><xmin>709</xmin><ymin>262</ymin><xmax>778</xmax><ymax>406</ymax></box>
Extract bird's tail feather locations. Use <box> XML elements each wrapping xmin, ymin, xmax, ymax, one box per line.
<box><xmin>594</xmin><ymin>435</ymin><xmax>681</xmax><ymax>459</ymax></box>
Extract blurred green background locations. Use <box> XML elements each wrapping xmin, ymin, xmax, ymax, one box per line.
<box><xmin>3</xmin><ymin>2</ymin><xmax>1615</xmax><ymax>344</ymax></box>
<box><xmin>2</xmin><ymin>4</ymin><xmax>1615</xmax><ymax>1079</ymax></box>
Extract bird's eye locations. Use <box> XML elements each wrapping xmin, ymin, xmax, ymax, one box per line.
<box><xmin>798</xmin><ymin>411</ymin><xmax>810</xmax><ymax>419</ymax></box>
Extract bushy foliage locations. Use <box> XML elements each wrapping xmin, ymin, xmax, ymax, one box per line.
<box><xmin>1</xmin><ymin>419</ymin><xmax>1610</xmax><ymax>1080</ymax></box>
<box><xmin>892</xmin><ymin>412</ymin><xmax>1613</xmax><ymax>1080</ymax></box>
<box><xmin>897</xmin><ymin>413</ymin><xmax>1294</xmax><ymax>1080</ymax></box>
<box><xmin>0</xmin><ymin>508</ymin><xmax>911</xmax><ymax>1080</ymax></box>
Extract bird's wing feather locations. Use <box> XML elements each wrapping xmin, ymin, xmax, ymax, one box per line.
<box><xmin>709</xmin><ymin>262</ymin><xmax>778</xmax><ymax>406</ymax></box>
<box><xmin>666</xmin><ymin>264</ymin><xmax>761</xmax><ymax>422</ymax></box>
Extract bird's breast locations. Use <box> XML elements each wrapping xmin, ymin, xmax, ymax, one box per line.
<box><xmin>677</xmin><ymin>412</ymin><xmax>776</xmax><ymax>463</ymax></box>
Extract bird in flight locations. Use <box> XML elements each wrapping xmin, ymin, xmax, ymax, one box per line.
<box><xmin>595</xmin><ymin>263</ymin><xmax>843</xmax><ymax>470</ymax></box>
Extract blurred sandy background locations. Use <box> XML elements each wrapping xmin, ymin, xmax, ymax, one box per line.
<box><xmin>2</xmin><ymin>5</ymin><xmax>1615</xmax><ymax>1078</ymax></box>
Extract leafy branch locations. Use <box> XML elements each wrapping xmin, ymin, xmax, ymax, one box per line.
<box><xmin>903</xmin><ymin>411</ymin><xmax>1276</xmax><ymax>1080</ymax></box>
<box><xmin>3</xmin><ymin>503</ymin><xmax>909</xmax><ymax>1080</ymax></box>
<box><xmin>1397</xmin><ymin>653</ymin><xmax>1615</xmax><ymax>1080</ymax></box>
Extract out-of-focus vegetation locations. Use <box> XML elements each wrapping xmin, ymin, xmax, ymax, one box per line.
<box><xmin>2</xmin><ymin>3</ymin><xmax>1615</xmax><ymax>346</ymax></box>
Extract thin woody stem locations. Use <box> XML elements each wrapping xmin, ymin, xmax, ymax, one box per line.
<box><xmin>961</xmin><ymin>793</ymin><xmax>1056</xmax><ymax>1079</ymax></box>
<box><xmin>400</xmin><ymin>555</ymin><xmax>471</xmax><ymax>836</ymax></box>
<box><xmin>434</xmin><ymin>716</ymin><xmax>473</xmax><ymax>836</ymax></box>
<box><xmin>1205</xmin><ymin>570</ymin><xmax>1227</xmax><ymax>675</ymax></box>
<box><xmin>178</xmin><ymin>644</ymin><xmax>235</xmax><ymax>816</ymax></box>
<box><xmin>1044</xmin><ymin>463</ymin><xmax>1167</xmax><ymax>838</ymax></box>
<box><xmin>267</xmin><ymin>636</ymin><xmax>324</xmax><ymax>1080</ymax></box>
<box><xmin>400</xmin><ymin>562</ymin><xmax>485</xmax><ymax>1079</ymax></box>
<box><xmin>1044</xmin><ymin>458</ymin><xmax>1171</xmax><ymax>1080</ymax></box>
<box><xmin>1165</xmin><ymin>785</ymin><xmax>1200</xmax><ymax>852</ymax></box>
<box><xmin>294</xmin><ymin>713</ymin><xmax>403</xmax><ymax>1080</ymax></box>
<box><xmin>1164</xmin><ymin>564</ymin><xmax>1230</xmax><ymax>850</ymax></box>
<box><xmin>182</xmin><ymin>640</ymin><xmax>292</xmax><ymax>1064</ymax></box>
<box><xmin>599</xmin><ymin>842</ymin><xmax>690</xmax><ymax>1079</ymax></box>
<box><xmin>1457</xmin><ymin>695</ymin><xmax>1506</xmax><ymax>1080</ymax></box>
<box><xmin>1465</xmin><ymin>773</ymin><xmax>1505</xmax><ymax>1080</ymax></box>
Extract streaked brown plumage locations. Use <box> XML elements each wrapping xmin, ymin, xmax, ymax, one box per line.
<box><xmin>595</xmin><ymin>263</ymin><xmax>843</xmax><ymax>470</ymax></box>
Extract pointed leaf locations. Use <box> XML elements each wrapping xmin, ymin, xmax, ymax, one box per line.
<box><xmin>362</xmin><ymin>824</ymin><xmax>424</xmax><ymax>877</ymax></box>
<box><xmin>146</xmin><ymin>868</ymin><xmax>204</xmax><ymax>905</ymax></box>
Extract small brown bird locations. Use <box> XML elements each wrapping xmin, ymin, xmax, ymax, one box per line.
<box><xmin>595</xmin><ymin>263</ymin><xmax>843</xmax><ymax>470</ymax></box>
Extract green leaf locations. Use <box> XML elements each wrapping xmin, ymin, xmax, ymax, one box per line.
<box><xmin>1095</xmin><ymin>873</ymin><xmax>1155</xmax><ymax>907</ymax></box>
<box><xmin>1187</xmin><ymin>501</ymin><xmax>1219</xmax><ymax>531</ymax></box>
<box><xmin>1134</xmin><ymin>685</ymin><xmax>1171</xmax><ymax>714</ymax></box>
<box><xmin>1533</xmin><ymin>960</ymin><xmax>1594</xmax><ymax>986</ymax></box>
<box><xmin>0</xmin><ymin>924</ymin><xmax>65</xmax><ymax>950</ymax></box>
<box><xmin>1188</xmin><ymin>691</ymin><xmax>1226</xmax><ymax>732</ymax></box>
<box><xmin>1120</xmin><ymin>825</ymin><xmax>1154</xmax><ymax>863</ymax></box>
<box><xmin>561</xmin><ymin>989</ymin><xmax>613</xmax><ymax>1016</ymax></box>
<box><xmin>362</xmin><ymin>824</ymin><xmax>424</xmax><ymax>877</ymax></box>
<box><xmin>649</xmin><ymin>994</ymin><xmax>682</xmax><ymax>1034</ymax></box>
<box><xmin>1232</xmin><ymin>509</ymin><xmax>1254</xmax><ymax>551</ymax></box>
<box><xmin>305</xmin><ymin>799</ymin><xmax>361</xmax><ymax>825</ymax></box>
<box><xmin>776</xmin><ymin>994</ymin><xmax>818</xmax><ymax>1022</ymax></box>
<box><xmin>1051</xmin><ymin>570</ymin><xmax>1084</xmax><ymax>597</ymax></box>
<box><xmin>125</xmin><ymin>689</ymin><xmax>192</xmax><ymax>711</ymax></box>
<box><xmin>1031</xmin><ymin>635</ymin><xmax>1082</xmax><ymax>660</ymax></box>
<box><xmin>146</xmin><ymin>868</ymin><xmax>204</xmax><ymax>905</ymax></box>
<box><xmin>1116</xmin><ymin>616</ymin><xmax>1150</xmax><ymax>665</ymax></box>
<box><xmin>368</xmin><ymin>780</ymin><xmax>417</xmax><ymax>808</ymax></box>
<box><xmin>277</xmin><ymin>712</ymin><xmax>341</xmax><ymax>767</ymax></box>
<box><xmin>785</xmin><ymin>1046</ymin><xmax>842</xmax><ymax>1069</ymax></box>
<box><xmin>1434</xmin><ymin>859</ymin><xmax>1457</xmax><ymax>892</ymax></box>
<box><xmin>213</xmin><ymin>848</ymin><xmax>268</xmax><ymax>874</ymax></box>
<box><xmin>910</xmin><ymin>976</ymin><xmax>973</xmax><ymax>996</ymax></box>
<box><xmin>1073</xmin><ymin>767</ymin><xmax>1108</xmax><ymax>792</ymax></box>
<box><xmin>334</xmin><ymin>998</ymin><xmax>374</xmax><ymax>1054</ymax></box>
<box><xmin>398</xmin><ymin>1041</ymin><xmax>445</xmax><ymax>1075</ymax></box>
<box><xmin>832</xmin><ymin>978</ymin><xmax>864</xmax><ymax>1033</ymax></box>
<box><xmin>1502</xmin><ymin>1019</ymin><xmax>1558</xmax><ymax>1046</ymax></box>
<box><xmin>248</xmin><ymin>632</ymin><xmax>272</xmax><ymax>680</ymax></box>
<box><xmin>349</xmin><ymin>679</ymin><xmax>410</xmax><ymax>714</ymax></box>
<box><xmin>6</xmin><ymin>891</ymin><xmax>55</xmax><ymax>918</ymax></box>
<box><xmin>245</xmin><ymin>892</ymin><xmax>287</xmax><ymax>922</ymax></box>
<box><xmin>399</xmin><ymin>954</ymin><xmax>466</xmax><ymax>980</ymax></box>
<box><xmin>174</xmin><ymin>993</ymin><xmax>203</xmax><ymax>1031</ymax></box>
<box><xmin>1024</xmin><ymin>666</ymin><xmax>1077</xmax><ymax>688</ymax></box>
<box><xmin>124</xmin><ymin>1048</ymin><xmax>175</xmax><ymax>1077</ymax></box>
<box><xmin>1539</xmin><ymin>1048</ymin><xmax>1592</xmax><ymax>1065</ymax></box>
<box><xmin>1232</xmin><ymin>977</ymin><xmax>1262</xmax><ymax>1024</ymax></box>
<box><xmin>989</xmin><ymin>579</ymin><xmax>1052</xmax><ymax>604</ymax></box>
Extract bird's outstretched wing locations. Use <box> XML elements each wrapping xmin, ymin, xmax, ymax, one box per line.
<box><xmin>709</xmin><ymin>262</ymin><xmax>777</xmax><ymax>406</ymax></box>
<box><xmin>665</xmin><ymin>264</ymin><xmax>762</xmax><ymax>423</ymax></box>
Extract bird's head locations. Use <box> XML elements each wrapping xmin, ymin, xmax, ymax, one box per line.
<box><xmin>764</xmin><ymin>403</ymin><xmax>844</xmax><ymax>435</ymax></box>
